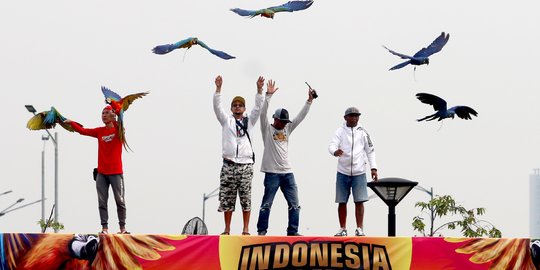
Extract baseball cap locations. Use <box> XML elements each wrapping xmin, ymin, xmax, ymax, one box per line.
<box><xmin>272</xmin><ymin>108</ymin><xmax>291</xmax><ymax>123</ymax></box>
<box><xmin>231</xmin><ymin>96</ymin><xmax>245</xmax><ymax>107</ymax></box>
<box><xmin>344</xmin><ymin>107</ymin><xmax>361</xmax><ymax>116</ymax></box>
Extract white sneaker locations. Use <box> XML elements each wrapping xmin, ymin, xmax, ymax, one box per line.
<box><xmin>334</xmin><ymin>228</ymin><xmax>347</xmax><ymax>236</ymax></box>
<box><xmin>355</xmin><ymin>228</ymin><xmax>365</xmax><ymax>236</ymax></box>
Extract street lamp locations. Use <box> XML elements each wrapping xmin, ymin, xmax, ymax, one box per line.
<box><xmin>0</xmin><ymin>190</ymin><xmax>13</xmax><ymax>196</ymax></box>
<box><xmin>0</xmin><ymin>198</ymin><xmax>44</xmax><ymax>217</ymax></box>
<box><xmin>202</xmin><ymin>187</ymin><xmax>219</xmax><ymax>223</ymax></box>
<box><xmin>414</xmin><ymin>185</ymin><xmax>435</xmax><ymax>236</ymax></box>
<box><xmin>368</xmin><ymin>177</ymin><xmax>418</xmax><ymax>236</ymax></box>
<box><xmin>26</xmin><ymin>104</ymin><xmax>60</xmax><ymax>232</ymax></box>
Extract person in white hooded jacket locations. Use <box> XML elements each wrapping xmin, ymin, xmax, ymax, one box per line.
<box><xmin>328</xmin><ymin>107</ymin><xmax>378</xmax><ymax>237</ymax></box>
<box><xmin>213</xmin><ymin>75</ymin><xmax>264</xmax><ymax>235</ymax></box>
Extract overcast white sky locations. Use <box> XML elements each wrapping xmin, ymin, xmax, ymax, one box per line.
<box><xmin>1</xmin><ymin>0</ymin><xmax>540</xmax><ymax>238</ymax></box>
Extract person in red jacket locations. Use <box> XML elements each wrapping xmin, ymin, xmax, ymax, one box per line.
<box><xmin>65</xmin><ymin>105</ymin><xmax>128</xmax><ymax>234</ymax></box>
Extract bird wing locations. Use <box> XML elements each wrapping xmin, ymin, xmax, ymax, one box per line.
<box><xmin>196</xmin><ymin>40</ymin><xmax>236</xmax><ymax>60</ymax></box>
<box><xmin>416</xmin><ymin>93</ymin><xmax>448</xmax><ymax>112</ymax></box>
<box><xmin>451</xmin><ymin>106</ymin><xmax>478</xmax><ymax>120</ymax></box>
<box><xmin>230</xmin><ymin>8</ymin><xmax>262</xmax><ymax>17</ymax></box>
<box><xmin>92</xmin><ymin>234</ymin><xmax>185</xmax><ymax>269</ymax></box>
<box><xmin>152</xmin><ymin>37</ymin><xmax>195</xmax><ymax>55</ymax></box>
<box><xmin>383</xmin><ymin>46</ymin><xmax>414</xmax><ymax>60</ymax></box>
<box><xmin>101</xmin><ymin>86</ymin><xmax>122</xmax><ymax>102</ymax></box>
<box><xmin>120</xmin><ymin>92</ymin><xmax>148</xmax><ymax>112</ymax></box>
<box><xmin>269</xmin><ymin>0</ymin><xmax>314</xmax><ymax>13</ymax></box>
<box><xmin>26</xmin><ymin>111</ymin><xmax>50</xmax><ymax>130</ymax></box>
<box><xmin>389</xmin><ymin>60</ymin><xmax>411</xmax><ymax>70</ymax></box>
<box><xmin>414</xmin><ymin>32</ymin><xmax>450</xmax><ymax>58</ymax></box>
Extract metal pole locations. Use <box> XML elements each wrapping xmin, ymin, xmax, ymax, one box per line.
<box><xmin>202</xmin><ymin>193</ymin><xmax>206</xmax><ymax>223</ymax></box>
<box><xmin>41</xmin><ymin>148</ymin><xmax>45</xmax><ymax>222</ymax></box>
<box><xmin>54</xmin><ymin>132</ymin><xmax>59</xmax><ymax>233</ymax></box>
<box><xmin>388</xmin><ymin>205</ymin><xmax>396</xmax><ymax>237</ymax></box>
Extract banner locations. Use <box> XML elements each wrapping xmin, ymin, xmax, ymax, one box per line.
<box><xmin>0</xmin><ymin>233</ymin><xmax>538</xmax><ymax>269</ymax></box>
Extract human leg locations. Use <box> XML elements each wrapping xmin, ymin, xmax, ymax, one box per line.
<box><xmin>110</xmin><ymin>174</ymin><xmax>126</xmax><ymax>232</ymax></box>
<box><xmin>96</xmin><ymin>173</ymin><xmax>110</xmax><ymax>232</ymax></box>
<box><xmin>238</xmin><ymin>164</ymin><xmax>254</xmax><ymax>234</ymax></box>
<box><xmin>281</xmin><ymin>173</ymin><xmax>300</xmax><ymax>235</ymax></box>
<box><xmin>256</xmin><ymin>173</ymin><xmax>280</xmax><ymax>235</ymax></box>
<box><xmin>351</xmin><ymin>174</ymin><xmax>368</xmax><ymax>236</ymax></box>
<box><xmin>218</xmin><ymin>163</ymin><xmax>238</xmax><ymax>234</ymax></box>
<box><xmin>335</xmin><ymin>172</ymin><xmax>352</xmax><ymax>231</ymax></box>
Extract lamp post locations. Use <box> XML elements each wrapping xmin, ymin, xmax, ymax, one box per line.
<box><xmin>368</xmin><ymin>177</ymin><xmax>418</xmax><ymax>236</ymax></box>
<box><xmin>202</xmin><ymin>187</ymin><xmax>219</xmax><ymax>223</ymax></box>
<box><xmin>25</xmin><ymin>105</ymin><xmax>60</xmax><ymax>232</ymax></box>
<box><xmin>0</xmin><ymin>190</ymin><xmax>13</xmax><ymax>196</ymax></box>
<box><xmin>414</xmin><ymin>185</ymin><xmax>435</xmax><ymax>236</ymax></box>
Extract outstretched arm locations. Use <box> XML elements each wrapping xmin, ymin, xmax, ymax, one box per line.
<box><xmin>247</xmin><ymin>76</ymin><xmax>265</xmax><ymax>129</ymax></box>
<box><xmin>213</xmin><ymin>75</ymin><xmax>228</xmax><ymax>125</ymax></box>
<box><xmin>260</xmin><ymin>79</ymin><xmax>278</xmax><ymax>140</ymax></box>
<box><xmin>288</xmin><ymin>87</ymin><xmax>314</xmax><ymax>133</ymax></box>
<box><xmin>64</xmin><ymin>119</ymin><xmax>98</xmax><ymax>138</ymax></box>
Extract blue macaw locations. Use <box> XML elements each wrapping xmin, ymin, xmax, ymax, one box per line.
<box><xmin>152</xmin><ymin>37</ymin><xmax>235</xmax><ymax>60</ymax></box>
<box><xmin>231</xmin><ymin>0</ymin><xmax>314</xmax><ymax>19</ymax></box>
<box><xmin>26</xmin><ymin>106</ymin><xmax>80</xmax><ymax>132</ymax></box>
<box><xmin>384</xmin><ymin>32</ymin><xmax>450</xmax><ymax>71</ymax></box>
<box><xmin>416</xmin><ymin>93</ymin><xmax>478</xmax><ymax>122</ymax></box>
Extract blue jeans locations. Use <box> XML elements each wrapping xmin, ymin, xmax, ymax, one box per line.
<box><xmin>257</xmin><ymin>173</ymin><xmax>300</xmax><ymax>235</ymax></box>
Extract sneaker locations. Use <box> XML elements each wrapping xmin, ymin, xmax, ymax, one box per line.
<box><xmin>257</xmin><ymin>231</ymin><xmax>267</xmax><ymax>236</ymax></box>
<box><xmin>355</xmin><ymin>228</ymin><xmax>365</xmax><ymax>236</ymax></box>
<box><xmin>287</xmin><ymin>232</ymin><xmax>303</xmax><ymax>236</ymax></box>
<box><xmin>334</xmin><ymin>228</ymin><xmax>347</xmax><ymax>237</ymax></box>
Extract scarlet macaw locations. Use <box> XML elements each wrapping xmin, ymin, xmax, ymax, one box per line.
<box><xmin>152</xmin><ymin>37</ymin><xmax>235</xmax><ymax>60</ymax></box>
<box><xmin>230</xmin><ymin>0</ymin><xmax>314</xmax><ymax>19</ymax></box>
<box><xmin>26</xmin><ymin>106</ymin><xmax>80</xmax><ymax>132</ymax></box>
<box><xmin>383</xmin><ymin>32</ymin><xmax>450</xmax><ymax>71</ymax></box>
<box><xmin>101</xmin><ymin>86</ymin><xmax>148</xmax><ymax>150</ymax></box>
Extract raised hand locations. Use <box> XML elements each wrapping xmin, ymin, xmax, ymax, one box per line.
<box><xmin>266</xmin><ymin>79</ymin><xmax>279</xmax><ymax>95</ymax></box>
<box><xmin>256</xmin><ymin>76</ymin><xmax>265</xmax><ymax>93</ymax></box>
<box><xmin>215</xmin><ymin>75</ymin><xmax>223</xmax><ymax>92</ymax></box>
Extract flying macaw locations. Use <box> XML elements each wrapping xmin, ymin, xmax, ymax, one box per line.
<box><xmin>230</xmin><ymin>0</ymin><xmax>314</xmax><ymax>19</ymax></box>
<box><xmin>383</xmin><ymin>32</ymin><xmax>450</xmax><ymax>71</ymax></box>
<box><xmin>101</xmin><ymin>86</ymin><xmax>148</xmax><ymax>150</ymax></box>
<box><xmin>26</xmin><ymin>106</ymin><xmax>80</xmax><ymax>132</ymax></box>
<box><xmin>416</xmin><ymin>93</ymin><xmax>478</xmax><ymax>122</ymax></box>
<box><xmin>152</xmin><ymin>37</ymin><xmax>235</xmax><ymax>60</ymax></box>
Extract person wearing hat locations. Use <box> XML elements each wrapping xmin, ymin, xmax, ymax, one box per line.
<box><xmin>328</xmin><ymin>107</ymin><xmax>378</xmax><ymax>237</ymax></box>
<box><xmin>64</xmin><ymin>105</ymin><xmax>130</xmax><ymax>234</ymax></box>
<box><xmin>213</xmin><ymin>75</ymin><xmax>264</xmax><ymax>235</ymax></box>
<box><xmin>256</xmin><ymin>79</ymin><xmax>316</xmax><ymax>236</ymax></box>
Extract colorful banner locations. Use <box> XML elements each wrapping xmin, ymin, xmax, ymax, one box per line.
<box><xmin>0</xmin><ymin>233</ymin><xmax>538</xmax><ymax>269</ymax></box>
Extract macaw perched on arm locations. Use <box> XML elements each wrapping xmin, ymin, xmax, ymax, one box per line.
<box><xmin>26</xmin><ymin>106</ymin><xmax>80</xmax><ymax>132</ymax></box>
<box><xmin>101</xmin><ymin>86</ymin><xmax>148</xmax><ymax>150</ymax></box>
<box><xmin>231</xmin><ymin>0</ymin><xmax>314</xmax><ymax>19</ymax></box>
<box><xmin>416</xmin><ymin>92</ymin><xmax>478</xmax><ymax>122</ymax></box>
<box><xmin>383</xmin><ymin>32</ymin><xmax>450</xmax><ymax>71</ymax></box>
<box><xmin>152</xmin><ymin>37</ymin><xmax>235</xmax><ymax>60</ymax></box>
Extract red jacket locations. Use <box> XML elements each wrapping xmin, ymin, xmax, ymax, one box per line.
<box><xmin>70</xmin><ymin>122</ymin><xmax>123</xmax><ymax>175</ymax></box>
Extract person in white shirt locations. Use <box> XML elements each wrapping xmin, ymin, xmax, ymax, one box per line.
<box><xmin>256</xmin><ymin>79</ymin><xmax>316</xmax><ymax>236</ymax></box>
<box><xmin>328</xmin><ymin>107</ymin><xmax>378</xmax><ymax>237</ymax></box>
<box><xmin>213</xmin><ymin>75</ymin><xmax>264</xmax><ymax>235</ymax></box>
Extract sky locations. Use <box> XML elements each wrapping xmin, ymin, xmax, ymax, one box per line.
<box><xmin>1</xmin><ymin>0</ymin><xmax>539</xmax><ymax>238</ymax></box>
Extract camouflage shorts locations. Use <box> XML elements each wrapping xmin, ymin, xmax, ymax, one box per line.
<box><xmin>218</xmin><ymin>162</ymin><xmax>253</xmax><ymax>212</ymax></box>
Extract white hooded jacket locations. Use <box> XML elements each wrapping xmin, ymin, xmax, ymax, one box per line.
<box><xmin>214</xmin><ymin>92</ymin><xmax>264</xmax><ymax>164</ymax></box>
<box><xmin>328</xmin><ymin>123</ymin><xmax>377</xmax><ymax>176</ymax></box>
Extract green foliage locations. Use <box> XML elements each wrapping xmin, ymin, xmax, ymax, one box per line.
<box><xmin>412</xmin><ymin>195</ymin><xmax>501</xmax><ymax>238</ymax></box>
<box><xmin>37</xmin><ymin>219</ymin><xmax>65</xmax><ymax>233</ymax></box>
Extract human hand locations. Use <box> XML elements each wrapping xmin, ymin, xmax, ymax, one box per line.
<box><xmin>334</xmin><ymin>149</ymin><xmax>343</xmax><ymax>157</ymax></box>
<box><xmin>215</xmin><ymin>75</ymin><xmax>223</xmax><ymax>92</ymax></box>
<box><xmin>371</xmin><ymin>169</ymin><xmax>378</xmax><ymax>181</ymax></box>
<box><xmin>256</xmin><ymin>76</ymin><xmax>265</xmax><ymax>93</ymax></box>
<box><xmin>266</xmin><ymin>79</ymin><xmax>279</xmax><ymax>95</ymax></box>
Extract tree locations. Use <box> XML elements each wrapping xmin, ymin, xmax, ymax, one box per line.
<box><xmin>412</xmin><ymin>195</ymin><xmax>501</xmax><ymax>238</ymax></box>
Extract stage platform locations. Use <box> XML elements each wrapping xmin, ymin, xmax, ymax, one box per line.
<box><xmin>0</xmin><ymin>233</ymin><xmax>538</xmax><ymax>269</ymax></box>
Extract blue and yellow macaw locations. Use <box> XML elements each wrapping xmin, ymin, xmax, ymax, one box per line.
<box><xmin>26</xmin><ymin>106</ymin><xmax>79</xmax><ymax>132</ymax></box>
<box><xmin>230</xmin><ymin>0</ymin><xmax>314</xmax><ymax>19</ymax></box>
<box><xmin>152</xmin><ymin>37</ymin><xmax>235</xmax><ymax>60</ymax></box>
<box><xmin>101</xmin><ymin>86</ymin><xmax>148</xmax><ymax>150</ymax></box>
